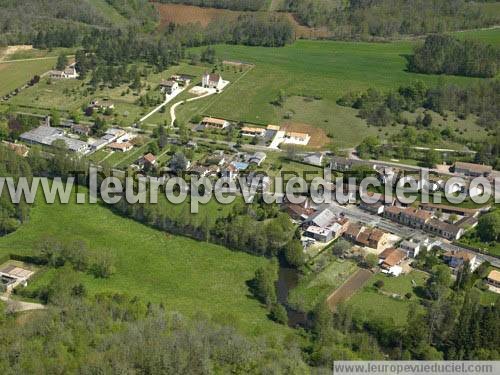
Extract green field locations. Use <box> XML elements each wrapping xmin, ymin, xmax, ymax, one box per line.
<box><xmin>0</xmin><ymin>187</ymin><xmax>287</xmax><ymax>336</ymax></box>
<box><xmin>174</xmin><ymin>40</ymin><xmax>483</xmax><ymax>148</ymax></box>
<box><xmin>453</xmin><ymin>27</ymin><xmax>500</xmax><ymax>44</ymax></box>
<box><xmin>0</xmin><ymin>58</ymin><xmax>57</xmax><ymax>97</ymax></box>
<box><xmin>289</xmin><ymin>260</ymin><xmax>358</xmax><ymax>312</ymax></box>
<box><xmin>347</xmin><ymin>271</ymin><xmax>428</xmax><ymax>326</ymax></box>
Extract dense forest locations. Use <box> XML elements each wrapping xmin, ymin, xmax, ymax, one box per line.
<box><xmin>339</xmin><ymin>79</ymin><xmax>500</xmax><ymax>167</ymax></box>
<box><xmin>156</xmin><ymin>0</ymin><xmax>267</xmax><ymax>11</ymax></box>
<box><xmin>283</xmin><ymin>0</ymin><xmax>499</xmax><ymax>39</ymax></box>
<box><xmin>409</xmin><ymin>34</ymin><xmax>500</xmax><ymax>78</ymax></box>
<box><xmin>0</xmin><ymin>0</ymin><xmax>158</xmax><ymax>46</ymax></box>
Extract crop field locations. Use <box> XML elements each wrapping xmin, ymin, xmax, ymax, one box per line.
<box><xmin>175</xmin><ymin>40</ymin><xmax>482</xmax><ymax>148</ymax></box>
<box><xmin>0</xmin><ymin>58</ymin><xmax>57</xmax><ymax>97</ymax></box>
<box><xmin>0</xmin><ymin>186</ymin><xmax>286</xmax><ymax>336</ymax></box>
<box><xmin>154</xmin><ymin>3</ymin><xmax>329</xmax><ymax>38</ymax></box>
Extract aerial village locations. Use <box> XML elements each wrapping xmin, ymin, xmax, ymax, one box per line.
<box><xmin>2</xmin><ymin>60</ymin><xmax>500</xmax><ymax>301</ymax></box>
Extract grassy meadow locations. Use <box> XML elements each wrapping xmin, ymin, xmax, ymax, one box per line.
<box><xmin>0</xmin><ymin>58</ymin><xmax>57</xmax><ymax>97</ymax></box>
<box><xmin>347</xmin><ymin>271</ymin><xmax>428</xmax><ymax>326</ymax></box>
<box><xmin>289</xmin><ymin>260</ymin><xmax>358</xmax><ymax>312</ymax></box>
<box><xmin>0</xmin><ymin>186</ymin><xmax>286</xmax><ymax>337</ymax></box>
<box><xmin>176</xmin><ymin>40</ymin><xmax>485</xmax><ymax>148</ymax></box>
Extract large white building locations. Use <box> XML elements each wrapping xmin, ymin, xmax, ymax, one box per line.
<box><xmin>202</xmin><ymin>72</ymin><xmax>224</xmax><ymax>90</ymax></box>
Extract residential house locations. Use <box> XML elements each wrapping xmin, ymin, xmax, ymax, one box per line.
<box><xmin>344</xmin><ymin>223</ymin><xmax>364</xmax><ymax>242</ymax></box>
<box><xmin>453</xmin><ymin>161</ymin><xmax>493</xmax><ymax>177</ymax></box>
<box><xmin>378</xmin><ymin>248</ymin><xmax>407</xmax><ymax>276</ymax></box>
<box><xmin>241</xmin><ymin>126</ymin><xmax>266</xmax><ymax>137</ymax></box>
<box><xmin>384</xmin><ymin>206</ymin><xmax>432</xmax><ymax>230</ymax></box>
<box><xmin>486</xmin><ymin>270</ymin><xmax>500</xmax><ymax>292</ymax></box>
<box><xmin>359</xmin><ymin>201</ymin><xmax>385</xmax><ymax>215</ymax></box>
<box><xmin>284</xmin><ymin>203</ymin><xmax>314</xmax><ymax>222</ymax></box>
<box><xmin>138</xmin><ymin>153</ymin><xmax>157</xmax><ymax>169</ymax></box>
<box><xmin>49</xmin><ymin>66</ymin><xmax>78</xmax><ymax>79</ymax></box>
<box><xmin>108</xmin><ymin>142</ymin><xmax>133</xmax><ymax>152</ymax></box>
<box><xmin>170</xmin><ymin>74</ymin><xmax>192</xmax><ymax>87</ymax></box>
<box><xmin>159</xmin><ymin>80</ymin><xmax>179</xmax><ymax>94</ymax></box>
<box><xmin>200</xmin><ymin>117</ymin><xmax>230</xmax><ymax>130</ymax></box>
<box><xmin>202</xmin><ymin>72</ymin><xmax>224</xmax><ymax>90</ymax></box>
<box><xmin>399</xmin><ymin>240</ymin><xmax>421</xmax><ymax>258</ymax></box>
<box><xmin>283</xmin><ymin>131</ymin><xmax>310</xmax><ymax>146</ymax></box>
<box><xmin>330</xmin><ymin>156</ymin><xmax>372</xmax><ymax>172</ymax></box>
<box><xmin>303</xmin><ymin>152</ymin><xmax>324</xmax><ymax>166</ymax></box>
<box><xmin>443</xmin><ymin>250</ymin><xmax>478</xmax><ymax>271</ymax></box>
<box><xmin>424</xmin><ymin>219</ymin><xmax>464</xmax><ymax>240</ymax></box>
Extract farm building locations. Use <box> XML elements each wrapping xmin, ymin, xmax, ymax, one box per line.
<box><xmin>159</xmin><ymin>79</ymin><xmax>179</xmax><ymax>94</ymax></box>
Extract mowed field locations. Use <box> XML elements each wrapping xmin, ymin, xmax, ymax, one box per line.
<box><xmin>0</xmin><ymin>58</ymin><xmax>56</xmax><ymax>97</ymax></box>
<box><xmin>175</xmin><ymin>40</ymin><xmax>482</xmax><ymax>147</ymax></box>
<box><xmin>0</xmin><ymin>186</ymin><xmax>287</xmax><ymax>337</ymax></box>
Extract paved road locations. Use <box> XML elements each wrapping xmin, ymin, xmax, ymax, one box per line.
<box><xmin>139</xmin><ymin>87</ymin><xmax>186</xmax><ymax>123</ymax></box>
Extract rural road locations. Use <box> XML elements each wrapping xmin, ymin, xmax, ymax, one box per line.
<box><xmin>139</xmin><ymin>86</ymin><xmax>186</xmax><ymax>123</ymax></box>
<box><xmin>0</xmin><ymin>295</ymin><xmax>45</xmax><ymax>313</ymax></box>
<box><xmin>169</xmin><ymin>89</ymin><xmax>216</xmax><ymax>127</ymax></box>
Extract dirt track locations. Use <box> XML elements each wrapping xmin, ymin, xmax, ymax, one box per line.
<box><xmin>326</xmin><ymin>268</ymin><xmax>372</xmax><ymax>310</ymax></box>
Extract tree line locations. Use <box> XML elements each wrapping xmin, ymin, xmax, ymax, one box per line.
<box><xmin>408</xmin><ymin>34</ymin><xmax>500</xmax><ymax>78</ymax></box>
<box><xmin>284</xmin><ymin>0</ymin><xmax>499</xmax><ymax>40</ymax></box>
<box><xmin>157</xmin><ymin>0</ymin><xmax>267</xmax><ymax>11</ymax></box>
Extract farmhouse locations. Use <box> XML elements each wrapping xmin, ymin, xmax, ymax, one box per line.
<box><xmin>202</xmin><ymin>72</ymin><xmax>224</xmax><ymax>90</ymax></box>
<box><xmin>49</xmin><ymin>66</ymin><xmax>78</xmax><ymax>79</ymax></box>
<box><xmin>200</xmin><ymin>117</ymin><xmax>230</xmax><ymax>129</ymax></box>
<box><xmin>453</xmin><ymin>161</ymin><xmax>493</xmax><ymax>177</ymax></box>
<box><xmin>159</xmin><ymin>79</ymin><xmax>179</xmax><ymax>94</ymax></box>
<box><xmin>283</xmin><ymin>202</ymin><xmax>314</xmax><ymax>222</ymax></box>
<box><xmin>241</xmin><ymin>126</ymin><xmax>266</xmax><ymax>137</ymax></box>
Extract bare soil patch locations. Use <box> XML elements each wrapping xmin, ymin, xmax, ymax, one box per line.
<box><xmin>0</xmin><ymin>45</ymin><xmax>33</xmax><ymax>62</ymax></box>
<box><xmin>155</xmin><ymin>3</ymin><xmax>240</xmax><ymax>28</ymax></box>
<box><xmin>326</xmin><ymin>268</ymin><xmax>372</xmax><ymax>310</ymax></box>
<box><xmin>154</xmin><ymin>3</ymin><xmax>329</xmax><ymax>38</ymax></box>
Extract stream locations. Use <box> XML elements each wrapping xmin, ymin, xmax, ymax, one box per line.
<box><xmin>276</xmin><ymin>266</ymin><xmax>311</xmax><ymax>328</ymax></box>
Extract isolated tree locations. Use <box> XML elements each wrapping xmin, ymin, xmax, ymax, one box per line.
<box><xmin>170</xmin><ymin>152</ymin><xmax>188</xmax><ymax>173</ymax></box>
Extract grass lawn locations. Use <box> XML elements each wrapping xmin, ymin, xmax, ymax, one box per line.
<box><xmin>347</xmin><ymin>270</ymin><xmax>428</xmax><ymax>326</ymax></box>
<box><xmin>0</xmin><ymin>186</ymin><xmax>287</xmax><ymax>337</ymax></box>
<box><xmin>0</xmin><ymin>58</ymin><xmax>57</xmax><ymax>97</ymax></box>
<box><xmin>177</xmin><ymin>40</ymin><xmax>482</xmax><ymax>148</ymax></box>
<box><xmin>288</xmin><ymin>260</ymin><xmax>358</xmax><ymax>312</ymax></box>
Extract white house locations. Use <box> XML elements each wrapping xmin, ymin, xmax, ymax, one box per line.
<box><xmin>202</xmin><ymin>72</ymin><xmax>224</xmax><ymax>90</ymax></box>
